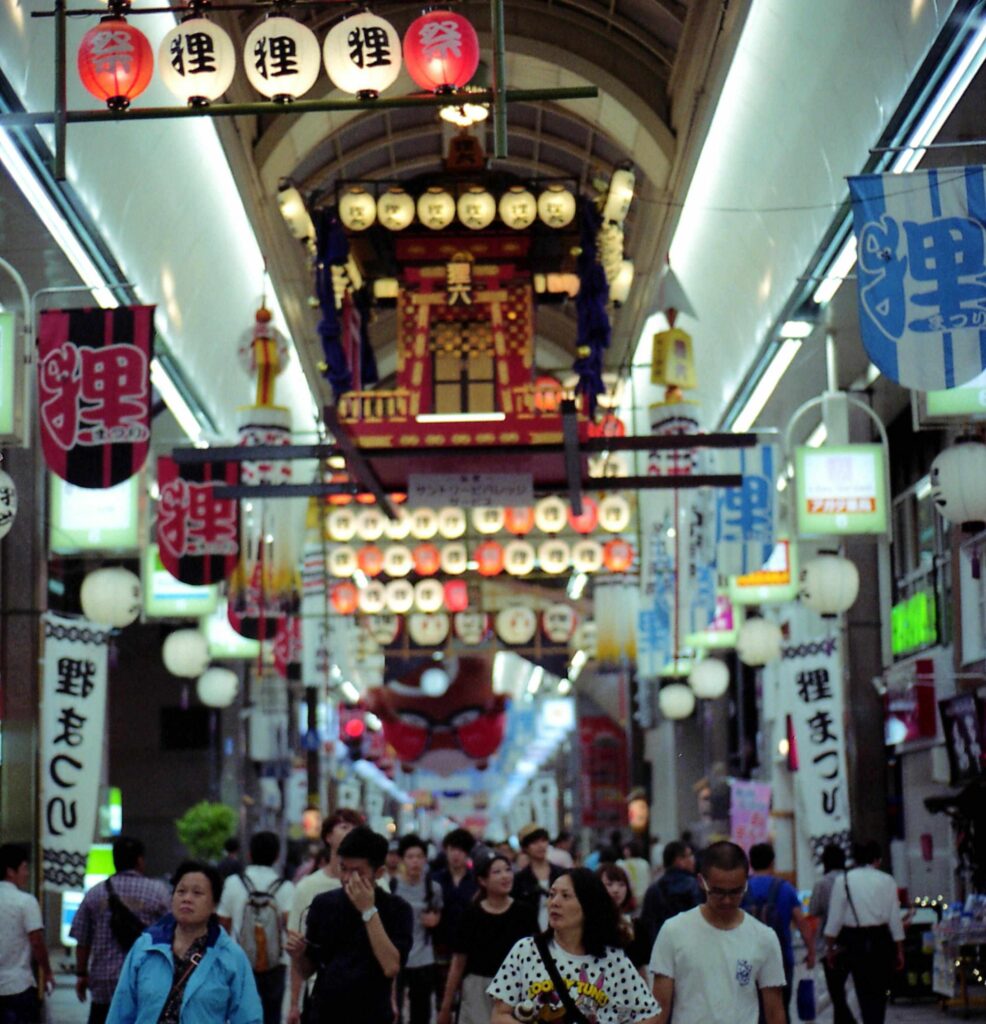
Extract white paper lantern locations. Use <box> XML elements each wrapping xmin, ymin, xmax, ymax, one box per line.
<box><xmin>472</xmin><ymin>506</ymin><xmax>505</xmax><ymax>535</ymax></box>
<box><xmin>454</xmin><ymin>612</ymin><xmax>488</xmax><ymax>645</ymax></box>
<box><xmin>409</xmin><ymin>507</ymin><xmax>439</xmax><ymax>540</ymax></box>
<box><xmin>499</xmin><ymin>186</ymin><xmax>537</xmax><ymax>230</ymax></box>
<box><xmin>571</xmin><ymin>539</ymin><xmax>604</xmax><ymax>573</ymax></box>
<box><xmin>417</xmin><ymin>188</ymin><xmax>456</xmax><ymax>230</ymax></box>
<box><xmin>323</xmin><ymin>12</ymin><xmax>401</xmax><ymax>97</ymax></box>
<box><xmin>543</xmin><ymin>603</ymin><xmax>578</xmax><ymax>644</ymax></box>
<box><xmin>356</xmin><ymin>508</ymin><xmax>385</xmax><ymax>541</ymax></box>
<box><xmin>437</xmin><ymin>507</ymin><xmax>466</xmax><ymax>539</ymax></box>
<box><xmin>457</xmin><ymin>187</ymin><xmax>496</xmax><ymax>230</ymax></box>
<box><xmin>377</xmin><ymin>187</ymin><xmax>415</xmax><ymax>230</ymax></box>
<box><xmin>414</xmin><ymin>578</ymin><xmax>445</xmax><ymax>613</ymax></box>
<box><xmin>799</xmin><ymin>551</ymin><xmax>860</xmax><ymax>618</ymax></box>
<box><xmin>602</xmin><ymin>167</ymin><xmax>635</xmax><ymax>224</ymax></box>
<box><xmin>384</xmin><ymin>511</ymin><xmax>412</xmax><ymax>540</ymax></box>
<box><xmin>737</xmin><ymin>617</ymin><xmax>783</xmax><ymax>667</ymax></box>
<box><xmin>598</xmin><ymin>494</ymin><xmax>632</xmax><ymax>533</ymax></box>
<box><xmin>408</xmin><ymin>612</ymin><xmax>449</xmax><ymax>646</ymax></box>
<box><xmin>80</xmin><ymin>567</ymin><xmax>141</xmax><ymax>628</ymax></box>
<box><xmin>495</xmin><ymin>606</ymin><xmax>538</xmax><ymax>645</ymax></box>
<box><xmin>659</xmin><ymin>682</ymin><xmax>695</xmax><ymax>720</ymax></box>
<box><xmin>441</xmin><ymin>542</ymin><xmax>468</xmax><ymax>575</ymax></box>
<box><xmin>159</xmin><ymin>19</ymin><xmax>236</xmax><ymax>106</ymax></box>
<box><xmin>197</xmin><ymin>666</ymin><xmax>239</xmax><ymax>708</ymax></box>
<box><xmin>609</xmin><ymin>259</ymin><xmax>634</xmax><ymax>304</ymax></box>
<box><xmin>359</xmin><ymin>580</ymin><xmax>386</xmax><ymax>614</ymax></box>
<box><xmin>327</xmin><ymin>508</ymin><xmax>357</xmax><ymax>541</ymax></box>
<box><xmin>339</xmin><ymin>188</ymin><xmax>377</xmax><ymax>231</ymax></box>
<box><xmin>384</xmin><ymin>579</ymin><xmax>414</xmax><ymax>614</ymax></box>
<box><xmin>328</xmin><ymin>546</ymin><xmax>357</xmax><ymax>577</ymax></box>
<box><xmin>537</xmin><ymin>185</ymin><xmax>576</xmax><ymax>228</ymax></box>
<box><xmin>367</xmin><ymin>613</ymin><xmax>402</xmax><ymax>645</ymax></box>
<box><xmin>572</xmin><ymin>620</ymin><xmax>597</xmax><ymax>657</ymax></box>
<box><xmin>538</xmin><ymin>539</ymin><xmax>571</xmax><ymax>574</ymax></box>
<box><xmin>0</xmin><ymin>468</ymin><xmax>17</xmax><ymax>539</ymax></box>
<box><xmin>383</xmin><ymin>544</ymin><xmax>413</xmax><ymax>577</ymax></box>
<box><xmin>688</xmin><ymin>658</ymin><xmax>730</xmax><ymax>700</ymax></box>
<box><xmin>930</xmin><ymin>439</ymin><xmax>986</xmax><ymax>528</ymax></box>
<box><xmin>243</xmin><ymin>17</ymin><xmax>321</xmax><ymax>100</ymax></box>
<box><xmin>534</xmin><ymin>496</ymin><xmax>566</xmax><ymax>534</ymax></box>
<box><xmin>162</xmin><ymin>629</ymin><xmax>210</xmax><ymax>678</ymax></box>
<box><xmin>503</xmin><ymin>540</ymin><xmax>536</xmax><ymax>576</ymax></box>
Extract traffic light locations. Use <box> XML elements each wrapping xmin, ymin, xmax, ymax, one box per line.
<box><xmin>339</xmin><ymin>707</ymin><xmax>366</xmax><ymax>762</ymax></box>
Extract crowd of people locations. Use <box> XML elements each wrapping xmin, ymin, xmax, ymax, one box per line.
<box><xmin>0</xmin><ymin>824</ymin><xmax>906</xmax><ymax>1024</ymax></box>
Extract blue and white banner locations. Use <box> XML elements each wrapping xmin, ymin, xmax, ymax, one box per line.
<box><xmin>715</xmin><ymin>444</ymin><xmax>777</xmax><ymax>577</ymax></box>
<box><xmin>849</xmin><ymin>167</ymin><xmax>986</xmax><ymax>390</ymax></box>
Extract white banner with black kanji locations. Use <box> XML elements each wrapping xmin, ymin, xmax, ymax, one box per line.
<box><xmin>41</xmin><ymin>613</ymin><xmax>109</xmax><ymax>891</ymax></box>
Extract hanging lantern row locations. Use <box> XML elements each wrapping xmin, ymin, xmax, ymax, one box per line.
<box><xmin>339</xmin><ymin>182</ymin><xmax>577</xmax><ymax>233</ymax></box>
<box><xmin>325</xmin><ymin>495</ymin><xmax>632</xmax><ymax>543</ymax></box>
<box><xmin>78</xmin><ymin>9</ymin><xmax>480</xmax><ymax>110</ymax></box>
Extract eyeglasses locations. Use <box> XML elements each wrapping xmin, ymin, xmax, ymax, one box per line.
<box><xmin>700</xmin><ymin>878</ymin><xmax>747</xmax><ymax>899</ymax></box>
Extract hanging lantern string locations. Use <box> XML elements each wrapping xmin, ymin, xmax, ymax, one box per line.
<box><xmin>33</xmin><ymin>0</ymin><xmax>473</xmax><ymax>16</ymax></box>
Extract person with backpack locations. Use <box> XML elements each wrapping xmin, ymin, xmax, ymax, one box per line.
<box><xmin>218</xmin><ymin>831</ymin><xmax>295</xmax><ymax>1024</ymax></box>
<box><xmin>742</xmin><ymin>843</ymin><xmax>815</xmax><ymax>1023</ymax></box>
<box><xmin>70</xmin><ymin>836</ymin><xmax>170</xmax><ymax>1024</ymax></box>
<box><xmin>638</xmin><ymin>841</ymin><xmax>703</xmax><ymax>953</ymax></box>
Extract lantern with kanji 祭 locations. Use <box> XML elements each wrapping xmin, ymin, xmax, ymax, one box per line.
<box><xmin>324</xmin><ymin>11</ymin><xmax>402</xmax><ymax>98</ymax></box>
<box><xmin>533</xmin><ymin>375</ymin><xmax>564</xmax><ymax>412</ymax></box>
<box><xmin>568</xmin><ymin>497</ymin><xmax>598</xmax><ymax>534</ymax></box>
<box><xmin>444</xmin><ymin>579</ymin><xmax>469</xmax><ymax>612</ymax></box>
<box><xmin>78</xmin><ymin>18</ymin><xmax>154</xmax><ymax>110</ymax></box>
<box><xmin>244</xmin><ymin>16</ymin><xmax>321</xmax><ymax>101</ymax></box>
<box><xmin>159</xmin><ymin>18</ymin><xmax>236</xmax><ymax>106</ymax></box>
<box><xmin>402</xmin><ymin>10</ymin><xmax>480</xmax><ymax>93</ymax></box>
<box><xmin>588</xmin><ymin>413</ymin><xmax>627</xmax><ymax>438</ymax></box>
<box><xmin>504</xmin><ymin>506</ymin><xmax>535</xmax><ymax>535</ymax></box>
<box><xmin>412</xmin><ymin>543</ymin><xmax>441</xmax><ymax>577</ymax></box>
<box><xmin>331</xmin><ymin>581</ymin><xmax>359</xmax><ymax>615</ymax></box>
<box><xmin>602</xmin><ymin>538</ymin><xmax>634</xmax><ymax>572</ymax></box>
<box><xmin>475</xmin><ymin>540</ymin><xmax>505</xmax><ymax>576</ymax></box>
<box><xmin>357</xmin><ymin>545</ymin><xmax>384</xmax><ymax>577</ymax></box>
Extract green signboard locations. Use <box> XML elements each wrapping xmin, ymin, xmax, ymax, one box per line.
<box><xmin>0</xmin><ymin>312</ymin><xmax>18</xmax><ymax>439</ymax></box>
<box><xmin>202</xmin><ymin>601</ymin><xmax>261</xmax><ymax>660</ymax></box>
<box><xmin>49</xmin><ymin>475</ymin><xmax>141</xmax><ymax>553</ymax></box>
<box><xmin>925</xmin><ymin>370</ymin><xmax>986</xmax><ymax>418</ymax></box>
<box><xmin>795</xmin><ymin>444</ymin><xmax>888</xmax><ymax>537</ymax></box>
<box><xmin>143</xmin><ymin>545</ymin><xmax>218</xmax><ymax>618</ymax></box>
<box><xmin>891</xmin><ymin>590</ymin><xmax>937</xmax><ymax>657</ymax></box>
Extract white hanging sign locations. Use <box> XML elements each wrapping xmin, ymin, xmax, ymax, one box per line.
<box><xmin>407</xmin><ymin>473</ymin><xmax>533</xmax><ymax>509</ymax></box>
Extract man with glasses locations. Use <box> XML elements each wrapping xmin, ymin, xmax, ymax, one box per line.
<box><xmin>650</xmin><ymin>841</ymin><xmax>786</xmax><ymax>1024</ymax></box>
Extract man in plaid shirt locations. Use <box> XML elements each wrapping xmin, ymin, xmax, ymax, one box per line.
<box><xmin>70</xmin><ymin>836</ymin><xmax>170</xmax><ymax>1024</ymax></box>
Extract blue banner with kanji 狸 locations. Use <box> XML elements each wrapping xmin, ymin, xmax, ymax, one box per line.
<box><xmin>848</xmin><ymin>167</ymin><xmax>986</xmax><ymax>390</ymax></box>
<box><xmin>715</xmin><ymin>443</ymin><xmax>776</xmax><ymax>577</ymax></box>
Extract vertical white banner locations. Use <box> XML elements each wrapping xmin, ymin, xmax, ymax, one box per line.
<box><xmin>530</xmin><ymin>775</ymin><xmax>560</xmax><ymax>839</ymax></box>
<box><xmin>41</xmin><ymin>613</ymin><xmax>110</xmax><ymax>892</ymax></box>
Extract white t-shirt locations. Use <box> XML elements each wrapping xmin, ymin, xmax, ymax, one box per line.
<box><xmin>218</xmin><ymin>865</ymin><xmax>295</xmax><ymax>965</ymax></box>
<box><xmin>649</xmin><ymin>907</ymin><xmax>785</xmax><ymax>1024</ymax></box>
<box><xmin>488</xmin><ymin>936</ymin><xmax>659</xmax><ymax>1024</ymax></box>
<box><xmin>288</xmin><ymin>869</ymin><xmax>341</xmax><ymax>932</ymax></box>
<box><xmin>823</xmin><ymin>867</ymin><xmax>904</xmax><ymax>942</ymax></box>
<box><xmin>0</xmin><ymin>881</ymin><xmax>43</xmax><ymax>995</ymax></box>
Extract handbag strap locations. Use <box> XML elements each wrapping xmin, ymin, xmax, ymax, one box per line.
<box><xmin>155</xmin><ymin>950</ymin><xmax>203</xmax><ymax>1024</ymax></box>
<box><xmin>843</xmin><ymin>869</ymin><xmax>861</xmax><ymax>928</ymax></box>
<box><xmin>533</xmin><ymin>934</ymin><xmax>589</xmax><ymax>1024</ymax></box>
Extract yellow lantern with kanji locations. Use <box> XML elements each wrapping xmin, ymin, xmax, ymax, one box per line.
<box><xmin>651</xmin><ymin>327</ymin><xmax>697</xmax><ymax>390</ymax></box>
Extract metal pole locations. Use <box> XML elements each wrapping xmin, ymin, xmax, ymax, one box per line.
<box><xmin>54</xmin><ymin>0</ymin><xmax>67</xmax><ymax>180</ymax></box>
<box><xmin>490</xmin><ymin>0</ymin><xmax>508</xmax><ymax>158</ymax></box>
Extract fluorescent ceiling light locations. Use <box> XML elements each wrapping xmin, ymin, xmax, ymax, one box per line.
<box><xmin>731</xmin><ymin>338</ymin><xmax>803</xmax><ymax>432</ymax></box>
<box><xmin>340</xmin><ymin>680</ymin><xmax>360</xmax><ymax>703</ymax></box>
<box><xmin>812</xmin><ymin>236</ymin><xmax>858</xmax><ymax>306</ymax></box>
<box><xmin>780</xmin><ymin>320</ymin><xmax>814</xmax><ymax>339</ymax></box>
<box><xmin>415</xmin><ymin>412</ymin><xmax>507</xmax><ymax>424</ymax></box>
<box><xmin>558</xmin><ymin>678</ymin><xmax>572</xmax><ymax>695</ymax></box>
<box><xmin>805</xmin><ymin>422</ymin><xmax>827</xmax><ymax>448</ymax></box>
<box><xmin>526</xmin><ymin>666</ymin><xmax>544</xmax><ymax>695</ymax></box>
<box><xmin>569</xmin><ymin>649</ymin><xmax>588</xmax><ymax>681</ymax></box>
<box><xmin>150</xmin><ymin>358</ymin><xmax>203</xmax><ymax>443</ymax></box>
<box><xmin>566</xmin><ymin>572</ymin><xmax>588</xmax><ymax>599</ymax></box>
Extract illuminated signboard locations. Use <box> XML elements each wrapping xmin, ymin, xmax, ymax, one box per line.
<box><xmin>795</xmin><ymin>444</ymin><xmax>887</xmax><ymax>537</ymax></box>
<box><xmin>143</xmin><ymin>545</ymin><xmax>218</xmax><ymax>618</ymax></box>
<box><xmin>686</xmin><ymin>593</ymin><xmax>740</xmax><ymax>648</ymax></box>
<box><xmin>202</xmin><ymin>600</ymin><xmax>261</xmax><ymax>660</ymax></box>
<box><xmin>0</xmin><ymin>312</ymin><xmax>19</xmax><ymax>440</ymax></box>
<box><xmin>891</xmin><ymin>590</ymin><xmax>937</xmax><ymax>657</ymax></box>
<box><xmin>918</xmin><ymin>368</ymin><xmax>986</xmax><ymax>423</ymax></box>
<box><xmin>728</xmin><ymin>540</ymin><xmax>800</xmax><ymax>606</ymax></box>
<box><xmin>49</xmin><ymin>475</ymin><xmax>141</xmax><ymax>553</ymax></box>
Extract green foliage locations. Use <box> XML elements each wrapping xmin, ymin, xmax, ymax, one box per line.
<box><xmin>175</xmin><ymin>801</ymin><xmax>237</xmax><ymax>861</ymax></box>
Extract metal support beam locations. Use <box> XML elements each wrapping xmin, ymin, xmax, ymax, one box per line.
<box><xmin>561</xmin><ymin>400</ymin><xmax>583</xmax><ymax>515</ymax></box>
<box><xmin>54</xmin><ymin>0</ymin><xmax>66</xmax><ymax>180</ymax></box>
<box><xmin>490</xmin><ymin>0</ymin><xmax>508</xmax><ymax>159</ymax></box>
<box><xmin>324</xmin><ymin>406</ymin><xmax>397</xmax><ymax>519</ymax></box>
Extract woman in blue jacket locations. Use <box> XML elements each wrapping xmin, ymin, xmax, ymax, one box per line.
<box><xmin>108</xmin><ymin>860</ymin><xmax>262</xmax><ymax>1024</ymax></box>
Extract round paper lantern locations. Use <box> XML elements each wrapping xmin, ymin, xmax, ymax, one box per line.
<box><xmin>385</xmin><ymin>579</ymin><xmax>415</xmax><ymax>614</ymax></box>
<box><xmin>543</xmin><ymin>603</ymin><xmax>578</xmax><ymax>644</ymax></box>
<box><xmin>159</xmin><ymin>19</ymin><xmax>235</xmax><ymax>106</ymax></box>
<box><xmin>402</xmin><ymin>10</ymin><xmax>480</xmax><ymax>92</ymax></box>
<box><xmin>587</xmin><ymin>414</ymin><xmax>627</xmax><ymax>439</ymax></box>
<box><xmin>799</xmin><ymin>551</ymin><xmax>860</xmax><ymax>618</ymax></box>
<box><xmin>437</xmin><ymin>507</ymin><xmax>466</xmax><ymax>539</ymax></box>
<box><xmin>414</xmin><ymin>578</ymin><xmax>445</xmax><ymax>613</ymax></box>
<box><xmin>367</xmin><ymin>613</ymin><xmax>402</xmax><ymax>646</ymax></box>
<box><xmin>503</xmin><ymin>540</ymin><xmax>536</xmax><ymax>576</ymax></box>
<box><xmin>408</xmin><ymin>612</ymin><xmax>450</xmax><ymax>646</ymax></box>
<box><xmin>416</xmin><ymin>188</ymin><xmax>456</xmax><ymax>230</ymax></box>
<box><xmin>0</xmin><ymin>469</ymin><xmax>17</xmax><ymax>539</ymax></box>
<box><xmin>357</xmin><ymin>545</ymin><xmax>384</xmax><ymax>577</ymax></box>
<box><xmin>377</xmin><ymin>187</ymin><xmax>415</xmax><ymax>230</ymax></box>
<box><xmin>412</xmin><ymin>543</ymin><xmax>442</xmax><ymax>577</ymax></box>
<box><xmin>598</xmin><ymin>494</ymin><xmax>632</xmax><ymax>533</ymax></box>
<box><xmin>572</xmin><ymin>539</ymin><xmax>604</xmax><ymax>573</ymax></box>
<box><xmin>534</xmin><ymin>496</ymin><xmax>567</xmax><ymax>534</ymax></box>
<box><xmin>567</xmin><ymin>497</ymin><xmax>598</xmax><ymax>534</ymax></box>
<box><xmin>338</xmin><ymin>187</ymin><xmax>377</xmax><ymax>231</ymax></box>
<box><xmin>603</xmin><ymin>167</ymin><xmax>635</xmax><ymax>224</ymax></box>
<box><xmin>443</xmin><ymin>579</ymin><xmax>469</xmax><ymax>613</ymax></box>
<box><xmin>162</xmin><ymin>629</ymin><xmax>210</xmax><ymax>678</ymax></box>
<box><xmin>572</xmin><ymin>620</ymin><xmax>597</xmax><ymax>657</ymax></box>
<box><xmin>457</xmin><ymin>187</ymin><xmax>496</xmax><ymax>230</ymax></box>
<box><xmin>328</xmin><ymin>508</ymin><xmax>358</xmax><ymax>541</ymax></box>
<box><xmin>359</xmin><ymin>580</ymin><xmax>386</xmax><ymax>614</ymax></box>
<box><xmin>689</xmin><ymin>658</ymin><xmax>730</xmax><ymax>700</ymax></box>
<box><xmin>243</xmin><ymin>17</ymin><xmax>320</xmax><ymax>100</ymax></box>
<box><xmin>537</xmin><ymin>185</ymin><xmax>577</xmax><ymax>229</ymax></box>
<box><xmin>602</xmin><ymin>538</ymin><xmax>634</xmax><ymax>573</ymax></box>
<box><xmin>328</xmin><ymin>546</ymin><xmax>357</xmax><ymax>577</ymax></box>
<box><xmin>78</xmin><ymin>18</ymin><xmax>154</xmax><ymax>110</ymax></box>
<box><xmin>504</xmin><ymin>506</ymin><xmax>535</xmax><ymax>535</ymax></box>
<box><xmin>80</xmin><ymin>567</ymin><xmax>141</xmax><ymax>628</ymax></box>
<box><xmin>474</xmin><ymin>540</ymin><xmax>505</xmax><ymax>576</ymax></box>
<box><xmin>454</xmin><ymin>612</ymin><xmax>488</xmax><ymax>644</ymax></box>
<box><xmin>441</xmin><ymin>543</ymin><xmax>468</xmax><ymax>575</ymax></box>
<box><xmin>930</xmin><ymin>438</ymin><xmax>986</xmax><ymax>529</ymax></box>
<box><xmin>495</xmin><ymin>606</ymin><xmax>538</xmax><ymax>645</ymax></box>
<box><xmin>384</xmin><ymin>512</ymin><xmax>412</xmax><ymax>540</ymax></box>
<box><xmin>472</xmin><ymin>506</ymin><xmax>505</xmax><ymax>535</ymax></box>
<box><xmin>331</xmin><ymin>581</ymin><xmax>359</xmax><ymax>615</ymax></box>
<box><xmin>323</xmin><ymin>11</ymin><xmax>401</xmax><ymax>97</ymax></box>
<box><xmin>409</xmin><ymin>507</ymin><xmax>439</xmax><ymax>540</ymax></box>
<box><xmin>499</xmin><ymin>186</ymin><xmax>537</xmax><ymax>230</ymax></box>
<box><xmin>356</xmin><ymin>508</ymin><xmax>385</xmax><ymax>541</ymax></box>
<box><xmin>538</xmin><ymin>539</ymin><xmax>571</xmax><ymax>574</ymax></box>
<box><xmin>197</xmin><ymin>667</ymin><xmax>239</xmax><ymax>708</ymax></box>
<box><xmin>383</xmin><ymin>544</ymin><xmax>413</xmax><ymax>577</ymax></box>
<box><xmin>737</xmin><ymin>617</ymin><xmax>783</xmax><ymax>667</ymax></box>
<box><xmin>533</xmin><ymin>375</ymin><xmax>564</xmax><ymax>413</ymax></box>
<box><xmin>659</xmin><ymin>682</ymin><xmax>695</xmax><ymax>720</ymax></box>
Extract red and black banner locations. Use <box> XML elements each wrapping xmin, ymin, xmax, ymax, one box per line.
<box><xmin>38</xmin><ymin>306</ymin><xmax>154</xmax><ymax>488</ymax></box>
<box><xmin>156</xmin><ymin>455</ymin><xmax>239</xmax><ymax>586</ymax></box>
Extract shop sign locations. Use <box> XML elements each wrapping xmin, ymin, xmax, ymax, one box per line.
<box><xmin>795</xmin><ymin>444</ymin><xmax>888</xmax><ymax>536</ymax></box>
<box><xmin>200</xmin><ymin>600</ymin><xmax>261</xmax><ymax>660</ymax></box>
<box><xmin>728</xmin><ymin>540</ymin><xmax>800</xmax><ymax>605</ymax></box>
<box><xmin>730</xmin><ymin>780</ymin><xmax>772</xmax><ymax>852</ymax></box>
<box><xmin>49</xmin><ymin>475</ymin><xmax>140</xmax><ymax>553</ymax></box>
<box><xmin>938</xmin><ymin>693</ymin><xmax>986</xmax><ymax>785</ymax></box>
<box><xmin>884</xmin><ymin>657</ymin><xmax>938</xmax><ymax>746</ymax></box>
<box><xmin>143</xmin><ymin>544</ymin><xmax>218</xmax><ymax>619</ymax></box>
<box><xmin>891</xmin><ymin>590</ymin><xmax>937</xmax><ymax>657</ymax></box>
<box><xmin>685</xmin><ymin>593</ymin><xmax>739</xmax><ymax>649</ymax></box>
<box><xmin>925</xmin><ymin>368</ymin><xmax>986</xmax><ymax>419</ymax></box>
<box><xmin>407</xmin><ymin>473</ymin><xmax>533</xmax><ymax>509</ymax></box>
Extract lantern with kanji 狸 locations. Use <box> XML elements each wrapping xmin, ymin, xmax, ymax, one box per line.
<box><xmin>323</xmin><ymin>11</ymin><xmax>402</xmax><ymax>98</ymax></box>
<box><xmin>159</xmin><ymin>18</ymin><xmax>235</xmax><ymax>106</ymax></box>
<box><xmin>244</xmin><ymin>16</ymin><xmax>321</xmax><ymax>101</ymax></box>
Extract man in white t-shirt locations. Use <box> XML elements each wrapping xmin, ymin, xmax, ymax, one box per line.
<box><xmin>0</xmin><ymin>843</ymin><xmax>53</xmax><ymax>1024</ymax></box>
<box><xmin>650</xmin><ymin>840</ymin><xmax>786</xmax><ymax>1024</ymax></box>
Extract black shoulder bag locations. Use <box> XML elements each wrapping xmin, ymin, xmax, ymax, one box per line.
<box><xmin>105</xmin><ymin>878</ymin><xmax>146</xmax><ymax>952</ymax></box>
<box><xmin>533</xmin><ymin>934</ymin><xmax>589</xmax><ymax>1024</ymax></box>
<box><xmin>155</xmin><ymin>950</ymin><xmax>203</xmax><ymax>1024</ymax></box>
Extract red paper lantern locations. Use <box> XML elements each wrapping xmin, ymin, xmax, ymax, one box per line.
<box><xmin>357</xmin><ymin>545</ymin><xmax>384</xmax><ymax>577</ymax></box>
<box><xmin>602</xmin><ymin>538</ymin><xmax>635</xmax><ymax>573</ymax></box>
<box><xmin>504</xmin><ymin>506</ymin><xmax>535</xmax><ymax>535</ymax></box>
<box><xmin>331</xmin><ymin>581</ymin><xmax>359</xmax><ymax>615</ymax></box>
<box><xmin>403</xmin><ymin>11</ymin><xmax>480</xmax><ymax>93</ymax></box>
<box><xmin>77</xmin><ymin>18</ymin><xmax>154</xmax><ymax>110</ymax></box>
<box><xmin>412</xmin><ymin>543</ymin><xmax>442</xmax><ymax>577</ymax></box>
<box><xmin>587</xmin><ymin>414</ymin><xmax>627</xmax><ymax>439</ymax></box>
<box><xmin>533</xmin><ymin>375</ymin><xmax>564</xmax><ymax>413</ymax></box>
<box><xmin>474</xmin><ymin>540</ymin><xmax>505</xmax><ymax>577</ymax></box>
<box><xmin>444</xmin><ymin>579</ymin><xmax>469</xmax><ymax>613</ymax></box>
<box><xmin>567</xmin><ymin>497</ymin><xmax>599</xmax><ymax>534</ymax></box>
